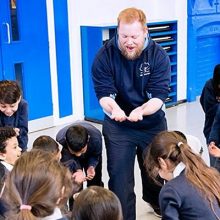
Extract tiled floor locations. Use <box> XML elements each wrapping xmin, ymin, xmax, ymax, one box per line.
<box><xmin>28</xmin><ymin>99</ymin><xmax>207</xmax><ymax>220</ymax></box>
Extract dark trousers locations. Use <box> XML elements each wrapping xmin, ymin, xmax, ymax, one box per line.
<box><xmin>210</xmin><ymin>155</ymin><xmax>220</xmax><ymax>172</ymax></box>
<box><xmin>103</xmin><ymin>118</ymin><xmax>167</xmax><ymax>220</ymax></box>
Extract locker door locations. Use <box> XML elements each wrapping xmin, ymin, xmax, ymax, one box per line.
<box><xmin>195</xmin><ymin>36</ymin><xmax>220</xmax><ymax>96</ymax></box>
<box><xmin>0</xmin><ymin>0</ymin><xmax>53</xmax><ymax>121</ymax></box>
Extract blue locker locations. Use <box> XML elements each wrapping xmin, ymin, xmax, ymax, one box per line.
<box><xmin>0</xmin><ymin>0</ymin><xmax>53</xmax><ymax>120</ymax></box>
<box><xmin>187</xmin><ymin>0</ymin><xmax>220</xmax><ymax>101</ymax></box>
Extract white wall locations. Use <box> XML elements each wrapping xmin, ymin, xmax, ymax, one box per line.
<box><xmin>49</xmin><ymin>0</ymin><xmax>188</xmax><ymax>126</ymax></box>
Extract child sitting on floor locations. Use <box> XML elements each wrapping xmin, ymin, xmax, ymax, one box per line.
<box><xmin>3</xmin><ymin>150</ymin><xmax>74</xmax><ymax>220</ymax></box>
<box><xmin>32</xmin><ymin>135</ymin><xmax>62</xmax><ymax>161</ymax></box>
<box><xmin>145</xmin><ymin>131</ymin><xmax>220</xmax><ymax>220</ymax></box>
<box><xmin>72</xmin><ymin>186</ymin><xmax>122</xmax><ymax>220</ymax></box>
<box><xmin>0</xmin><ymin>127</ymin><xmax>22</xmax><ymax>172</ymax></box>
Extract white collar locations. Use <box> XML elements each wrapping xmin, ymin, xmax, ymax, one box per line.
<box><xmin>173</xmin><ymin>162</ymin><xmax>186</xmax><ymax>178</ymax></box>
<box><xmin>41</xmin><ymin>207</ymin><xmax>63</xmax><ymax>220</ymax></box>
<box><xmin>1</xmin><ymin>161</ymin><xmax>13</xmax><ymax>171</ymax></box>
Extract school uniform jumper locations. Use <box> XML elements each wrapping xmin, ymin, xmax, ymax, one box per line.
<box><xmin>0</xmin><ymin>99</ymin><xmax>28</xmax><ymax>151</ymax></box>
<box><xmin>200</xmin><ymin>79</ymin><xmax>219</xmax><ymax>142</ymax></box>
<box><xmin>56</xmin><ymin>121</ymin><xmax>103</xmax><ymax>187</ymax></box>
<box><xmin>200</xmin><ymin>79</ymin><xmax>220</xmax><ymax>170</ymax></box>
<box><xmin>209</xmin><ymin>104</ymin><xmax>220</xmax><ymax>146</ymax></box>
<box><xmin>160</xmin><ymin>171</ymin><xmax>220</xmax><ymax>220</ymax></box>
<box><xmin>92</xmin><ymin>36</ymin><xmax>171</xmax><ymax>220</ymax></box>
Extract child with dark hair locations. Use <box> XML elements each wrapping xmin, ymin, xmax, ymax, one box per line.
<box><xmin>72</xmin><ymin>186</ymin><xmax>122</xmax><ymax>220</ymax></box>
<box><xmin>145</xmin><ymin>131</ymin><xmax>220</xmax><ymax>220</ymax></box>
<box><xmin>56</xmin><ymin>121</ymin><xmax>103</xmax><ymax>210</ymax></box>
<box><xmin>3</xmin><ymin>150</ymin><xmax>73</xmax><ymax>220</ymax></box>
<box><xmin>0</xmin><ymin>126</ymin><xmax>22</xmax><ymax>219</ymax></box>
<box><xmin>56</xmin><ymin>121</ymin><xmax>103</xmax><ymax>187</ymax></box>
<box><xmin>32</xmin><ymin>135</ymin><xmax>62</xmax><ymax>161</ymax></box>
<box><xmin>0</xmin><ymin>80</ymin><xmax>28</xmax><ymax>151</ymax></box>
<box><xmin>65</xmin><ymin>126</ymin><xmax>89</xmax><ymax>156</ymax></box>
<box><xmin>200</xmin><ymin>64</ymin><xmax>220</xmax><ymax>171</ymax></box>
<box><xmin>0</xmin><ymin>127</ymin><xmax>21</xmax><ymax>172</ymax></box>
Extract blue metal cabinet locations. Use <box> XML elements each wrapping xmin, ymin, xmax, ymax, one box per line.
<box><xmin>148</xmin><ymin>21</ymin><xmax>178</xmax><ymax>107</ymax></box>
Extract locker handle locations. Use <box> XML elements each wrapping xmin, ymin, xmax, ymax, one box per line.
<box><xmin>2</xmin><ymin>22</ymin><xmax>11</xmax><ymax>44</ymax></box>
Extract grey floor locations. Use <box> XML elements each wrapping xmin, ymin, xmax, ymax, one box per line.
<box><xmin>28</xmin><ymin>99</ymin><xmax>207</xmax><ymax>220</ymax></box>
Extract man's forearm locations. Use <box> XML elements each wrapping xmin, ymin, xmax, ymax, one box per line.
<box><xmin>99</xmin><ymin>97</ymin><xmax>121</xmax><ymax>114</ymax></box>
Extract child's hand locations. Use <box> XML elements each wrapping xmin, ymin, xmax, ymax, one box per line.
<box><xmin>208</xmin><ymin>142</ymin><xmax>220</xmax><ymax>158</ymax></box>
<box><xmin>14</xmin><ymin>128</ymin><xmax>20</xmax><ymax>136</ymax></box>
<box><xmin>72</xmin><ymin>169</ymin><xmax>86</xmax><ymax>184</ymax></box>
<box><xmin>86</xmin><ymin>166</ymin><xmax>95</xmax><ymax>180</ymax></box>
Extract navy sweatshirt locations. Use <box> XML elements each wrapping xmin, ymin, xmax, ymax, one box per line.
<box><xmin>200</xmin><ymin>79</ymin><xmax>220</xmax><ymax>144</ymax></box>
<box><xmin>160</xmin><ymin>171</ymin><xmax>220</xmax><ymax>220</ymax></box>
<box><xmin>208</xmin><ymin>104</ymin><xmax>220</xmax><ymax>146</ymax></box>
<box><xmin>92</xmin><ymin>36</ymin><xmax>171</xmax><ymax>129</ymax></box>
<box><xmin>0</xmin><ymin>99</ymin><xmax>28</xmax><ymax>151</ymax></box>
<box><xmin>56</xmin><ymin>121</ymin><xmax>102</xmax><ymax>173</ymax></box>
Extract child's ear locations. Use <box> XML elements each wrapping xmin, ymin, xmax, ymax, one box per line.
<box><xmin>0</xmin><ymin>153</ymin><xmax>6</xmax><ymax>161</ymax></box>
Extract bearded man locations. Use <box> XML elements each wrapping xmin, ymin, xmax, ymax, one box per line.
<box><xmin>92</xmin><ymin>7</ymin><xmax>171</xmax><ymax>220</ymax></box>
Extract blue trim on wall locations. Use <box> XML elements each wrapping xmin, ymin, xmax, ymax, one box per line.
<box><xmin>53</xmin><ymin>0</ymin><xmax>72</xmax><ymax>117</ymax></box>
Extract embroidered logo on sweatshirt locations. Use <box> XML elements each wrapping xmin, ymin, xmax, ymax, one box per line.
<box><xmin>139</xmin><ymin>62</ymin><xmax>150</xmax><ymax>76</ymax></box>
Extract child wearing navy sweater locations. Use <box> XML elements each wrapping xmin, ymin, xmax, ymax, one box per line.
<box><xmin>145</xmin><ymin>131</ymin><xmax>220</xmax><ymax>220</ymax></box>
<box><xmin>0</xmin><ymin>80</ymin><xmax>28</xmax><ymax>151</ymax></box>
